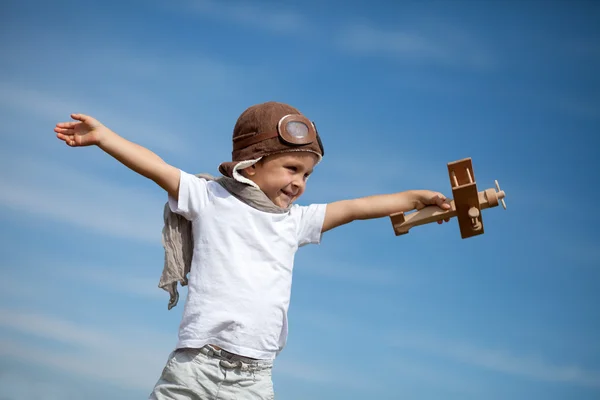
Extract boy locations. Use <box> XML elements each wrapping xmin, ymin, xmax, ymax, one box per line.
<box><xmin>54</xmin><ymin>101</ymin><xmax>450</xmax><ymax>399</ymax></box>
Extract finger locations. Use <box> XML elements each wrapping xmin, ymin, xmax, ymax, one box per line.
<box><xmin>54</xmin><ymin>127</ymin><xmax>75</xmax><ymax>135</ymax></box>
<box><xmin>57</xmin><ymin>132</ymin><xmax>78</xmax><ymax>146</ymax></box>
<box><xmin>55</xmin><ymin>121</ymin><xmax>79</xmax><ymax>129</ymax></box>
<box><xmin>438</xmin><ymin>195</ymin><xmax>451</xmax><ymax>209</ymax></box>
<box><xmin>71</xmin><ymin>113</ymin><xmax>88</xmax><ymax>121</ymax></box>
<box><xmin>56</xmin><ymin>132</ymin><xmax>72</xmax><ymax>142</ymax></box>
<box><xmin>434</xmin><ymin>195</ymin><xmax>445</xmax><ymax>207</ymax></box>
<box><xmin>71</xmin><ymin>113</ymin><xmax>96</xmax><ymax>124</ymax></box>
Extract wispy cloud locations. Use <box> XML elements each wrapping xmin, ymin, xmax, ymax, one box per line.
<box><xmin>0</xmin><ymin>308</ymin><xmax>174</xmax><ymax>390</ymax></box>
<box><xmin>0</xmin><ymin>82</ymin><xmax>187</xmax><ymax>155</ymax></box>
<box><xmin>554</xmin><ymin>239</ymin><xmax>600</xmax><ymax>268</ymax></box>
<box><xmin>561</xmin><ymin>38</ymin><xmax>600</xmax><ymax>62</ymax></box>
<box><xmin>0</xmin><ymin>371</ymin><xmax>78</xmax><ymax>400</ymax></box>
<box><xmin>286</xmin><ymin>310</ymin><xmax>483</xmax><ymax>395</ymax></box>
<box><xmin>304</xmin><ymin>151</ymin><xmax>446</xmax><ymax>205</ymax></box>
<box><xmin>0</xmin><ymin>152</ymin><xmax>164</xmax><ymax>243</ymax></box>
<box><xmin>275</xmin><ymin>359</ymin><xmax>375</xmax><ymax>390</ymax></box>
<box><xmin>335</xmin><ymin>23</ymin><xmax>495</xmax><ymax>69</ymax></box>
<box><xmin>555</xmin><ymin>97</ymin><xmax>600</xmax><ymax>120</ymax></box>
<box><xmin>388</xmin><ymin>331</ymin><xmax>600</xmax><ymax>388</ymax></box>
<box><xmin>171</xmin><ymin>1</ymin><xmax>495</xmax><ymax>71</ymax></box>
<box><xmin>179</xmin><ymin>0</ymin><xmax>310</xmax><ymax>35</ymax></box>
<box><xmin>0</xmin><ymin>307</ymin><xmax>373</xmax><ymax>394</ymax></box>
<box><xmin>0</xmin><ymin>337</ymin><xmax>157</xmax><ymax>391</ymax></box>
<box><xmin>298</xmin><ymin>257</ymin><xmax>405</xmax><ymax>287</ymax></box>
<box><xmin>389</xmin><ymin>356</ymin><xmax>485</xmax><ymax>395</ymax></box>
<box><xmin>0</xmin><ymin>309</ymin><xmax>120</xmax><ymax>350</ymax></box>
<box><xmin>0</xmin><ymin>264</ymin><xmax>167</xmax><ymax>315</ymax></box>
<box><xmin>51</xmin><ymin>262</ymin><xmax>166</xmax><ymax>300</ymax></box>
<box><xmin>275</xmin><ymin>360</ymin><xmax>340</xmax><ymax>385</ymax></box>
<box><xmin>78</xmin><ymin>45</ymin><xmax>257</xmax><ymax>103</ymax></box>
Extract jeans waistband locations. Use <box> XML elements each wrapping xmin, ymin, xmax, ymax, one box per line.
<box><xmin>199</xmin><ymin>345</ymin><xmax>273</xmax><ymax>371</ymax></box>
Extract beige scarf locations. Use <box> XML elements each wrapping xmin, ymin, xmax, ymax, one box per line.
<box><xmin>158</xmin><ymin>174</ymin><xmax>288</xmax><ymax>309</ymax></box>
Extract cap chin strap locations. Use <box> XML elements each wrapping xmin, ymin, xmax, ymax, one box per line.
<box><xmin>232</xmin><ymin>158</ymin><xmax>262</xmax><ymax>189</ymax></box>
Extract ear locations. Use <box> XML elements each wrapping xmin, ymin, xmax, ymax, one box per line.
<box><xmin>242</xmin><ymin>165</ymin><xmax>257</xmax><ymax>176</ymax></box>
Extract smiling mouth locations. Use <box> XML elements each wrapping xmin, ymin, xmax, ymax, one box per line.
<box><xmin>280</xmin><ymin>190</ymin><xmax>295</xmax><ymax>203</ymax></box>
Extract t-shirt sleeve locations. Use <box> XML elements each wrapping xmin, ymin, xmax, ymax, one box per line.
<box><xmin>168</xmin><ymin>170</ymin><xmax>210</xmax><ymax>221</ymax></box>
<box><xmin>295</xmin><ymin>203</ymin><xmax>327</xmax><ymax>247</ymax></box>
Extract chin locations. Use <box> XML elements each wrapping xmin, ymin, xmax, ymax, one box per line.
<box><xmin>278</xmin><ymin>199</ymin><xmax>293</xmax><ymax>208</ymax></box>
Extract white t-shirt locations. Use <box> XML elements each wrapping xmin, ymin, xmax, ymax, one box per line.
<box><xmin>168</xmin><ymin>170</ymin><xmax>326</xmax><ymax>360</ymax></box>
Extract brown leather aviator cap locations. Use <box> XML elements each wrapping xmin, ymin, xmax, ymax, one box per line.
<box><xmin>219</xmin><ymin>101</ymin><xmax>324</xmax><ymax>177</ymax></box>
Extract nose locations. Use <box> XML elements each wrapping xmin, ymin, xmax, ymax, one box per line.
<box><xmin>291</xmin><ymin>177</ymin><xmax>305</xmax><ymax>194</ymax></box>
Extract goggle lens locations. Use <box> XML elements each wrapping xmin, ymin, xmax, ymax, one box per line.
<box><xmin>286</xmin><ymin>121</ymin><xmax>310</xmax><ymax>139</ymax></box>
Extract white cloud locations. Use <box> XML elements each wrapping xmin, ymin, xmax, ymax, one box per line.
<box><xmin>336</xmin><ymin>23</ymin><xmax>494</xmax><ymax>69</ymax></box>
<box><xmin>0</xmin><ymin>337</ymin><xmax>160</xmax><ymax>392</ymax></box>
<box><xmin>0</xmin><ymin>82</ymin><xmax>187</xmax><ymax>155</ymax></box>
<box><xmin>274</xmin><ymin>360</ymin><xmax>338</xmax><ymax>384</ymax></box>
<box><xmin>0</xmin><ymin>152</ymin><xmax>164</xmax><ymax>243</ymax></box>
<box><xmin>388</xmin><ymin>356</ymin><xmax>485</xmax><ymax>395</ymax></box>
<box><xmin>554</xmin><ymin>239</ymin><xmax>600</xmax><ymax>267</ymax></box>
<box><xmin>293</xmin><ymin>309</ymin><xmax>352</xmax><ymax>333</ymax></box>
<box><xmin>556</xmin><ymin>97</ymin><xmax>600</xmax><ymax>120</ymax></box>
<box><xmin>49</xmin><ymin>261</ymin><xmax>167</xmax><ymax>300</ymax></box>
<box><xmin>0</xmin><ymin>309</ymin><xmax>117</xmax><ymax>350</ymax></box>
<box><xmin>179</xmin><ymin>0</ymin><xmax>310</xmax><ymax>35</ymax></box>
<box><xmin>298</xmin><ymin>258</ymin><xmax>402</xmax><ymax>286</ymax></box>
<box><xmin>388</xmin><ymin>331</ymin><xmax>600</xmax><ymax>388</ymax></box>
<box><xmin>0</xmin><ymin>309</ymin><xmax>174</xmax><ymax>391</ymax></box>
<box><xmin>275</xmin><ymin>359</ymin><xmax>375</xmax><ymax>390</ymax></box>
<box><xmin>0</xmin><ymin>264</ymin><xmax>168</xmax><ymax>311</ymax></box>
<box><xmin>81</xmin><ymin>45</ymin><xmax>255</xmax><ymax>100</ymax></box>
<box><xmin>170</xmin><ymin>1</ymin><xmax>495</xmax><ymax>71</ymax></box>
<box><xmin>0</xmin><ymin>371</ymin><xmax>78</xmax><ymax>400</ymax></box>
<box><xmin>303</xmin><ymin>151</ymin><xmax>447</xmax><ymax>206</ymax></box>
<box><xmin>0</xmin><ymin>307</ymin><xmax>371</xmax><ymax>394</ymax></box>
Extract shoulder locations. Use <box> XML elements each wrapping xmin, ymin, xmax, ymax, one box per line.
<box><xmin>289</xmin><ymin>203</ymin><xmax>327</xmax><ymax>220</ymax></box>
<box><xmin>182</xmin><ymin>172</ymin><xmax>224</xmax><ymax>193</ymax></box>
<box><xmin>290</xmin><ymin>202</ymin><xmax>324</xmax><ymax>212</ymax></box>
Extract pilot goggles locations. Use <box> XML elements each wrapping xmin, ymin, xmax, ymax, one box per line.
<box><xmin>233</xmin><ymin>114</ymin><xmax>324</xmax><ymax>156</ymax></box>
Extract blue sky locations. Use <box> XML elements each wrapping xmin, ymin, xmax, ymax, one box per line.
<box><xmin>0</xmin><ymin>0</ymin><xmax>599</xmax><ymax>399</ymax></box>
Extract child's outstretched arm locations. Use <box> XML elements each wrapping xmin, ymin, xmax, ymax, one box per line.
<box><xmin>54</xmin><ymin>114</ymin><xmax>181</xmax><ymax>199</ymax></box>
<box><xmin>322</xmin><ymin>190</ymin><xmax>450</xmax><ymax>233</ymax></box>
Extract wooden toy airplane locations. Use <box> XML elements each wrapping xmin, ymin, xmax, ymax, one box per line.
<box><xmin>390</xmin><ymin>158</ymin><xmax>506</xmax><ymax>239</ymax></box>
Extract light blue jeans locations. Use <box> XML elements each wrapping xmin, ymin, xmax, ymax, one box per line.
<box><xmin>149</xmin><ymin>345</ymin><xmax>275</xmax><ymax>400</ymax></box>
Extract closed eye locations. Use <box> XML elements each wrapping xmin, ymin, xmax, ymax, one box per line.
<box><xmin>286</xmin><ymin>166</ymin><xmax>298</xmax><ymax>172</ymax></box>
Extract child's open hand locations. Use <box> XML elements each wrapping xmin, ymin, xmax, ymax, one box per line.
<box><xmin>415</xmin><ymin>190</ymin><xmax>451</xmax><ymax>224</ymax></box>
<box><xmin>54</xmin><ymin>114</ymin><xmax>108</xmax><ymax>147</ymax></box>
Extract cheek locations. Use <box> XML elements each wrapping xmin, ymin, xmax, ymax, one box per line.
<box><xmin>272</xmin><ymin>173</ymin><xmax>290</xmax><ymax>190</ymax></box>
<box><xmin>296</xmin><ymin>181</ymin><xmax>307</xmax><ymax>194</ymax></box>
<box><xmin>282</xmin><ymin>171</ymin><xmax>294</xmax><ymax>183</ymax></box>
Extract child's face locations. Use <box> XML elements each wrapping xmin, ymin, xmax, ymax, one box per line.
<box><xmin>244</xmin><ymin>152</ymin><xmax>318</xmax><ymax>208</ymax></box>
